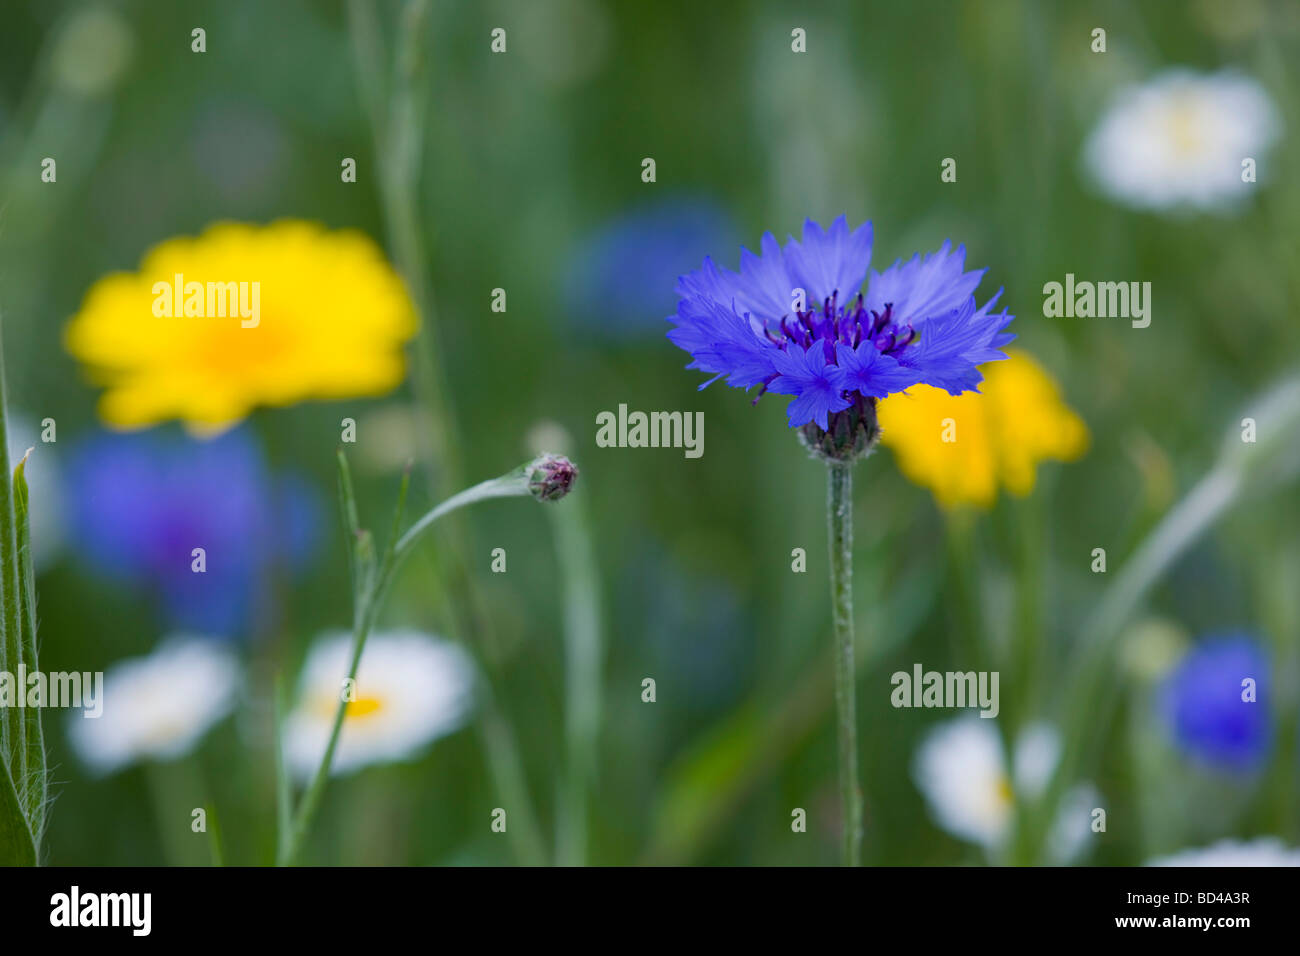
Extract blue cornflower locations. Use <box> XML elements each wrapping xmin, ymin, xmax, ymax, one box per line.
<box><xmin>667</xmin><ymin>216</ymin><xmax>1014</xmax><ymax>438</ymax></box>
<box><xmin>565</xmin><ymin>197</ymin><xmax>736</xmax><ymax>339</ymax></box>
<box><xmin>66</xmin><ymin>427</ymin><xmax>321</xmax><ymax>638</ymax></box>
<box><xmin>1160</xmin><ymin>634</ymin><xmax>1271</xmax><ymax>771</ymax></box>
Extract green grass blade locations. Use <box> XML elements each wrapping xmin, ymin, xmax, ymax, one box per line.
<box><xmin>273</xmin><ymin>674</ymin><xmax>292</xmax><ymax>864</ymax></box>
<box><xmin>13</xmin><ymin>453</ymin><xmax>46</xmax><ymax>844</ymax></box>
<box><xmin>0</xmin><ymin>319</ymin><xmax>19</xmax><ymax>806</ymax></box>
<box><xmin>205</xmin><ymin>802</ymin><xmax>225</xmax><ymax>867</ymax></box>
<box><xmin>0</xmin><ymin>757</ymin><xmax>36</xmax><ymax>865</ymax></box>
<box><xmin>0</xmin><ymin>317</ymin><xmax>32</xmax><ymax>860</ymax></box>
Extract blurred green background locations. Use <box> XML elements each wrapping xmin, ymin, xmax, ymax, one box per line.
<box><xmin>1</xmin><ymin>0</ymin><xmax>1298</xmax><ymax>865</ymax></box>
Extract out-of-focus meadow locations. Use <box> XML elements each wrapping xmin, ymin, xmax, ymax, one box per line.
<box><xmin>1</xmin><ymin>0</ymin><xmax>1298</xmax><ymax>865</ymax></box>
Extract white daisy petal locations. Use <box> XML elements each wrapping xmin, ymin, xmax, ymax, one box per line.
<box><xmin>1012</xmin><ymin>721</ymin><xmax>1061</xmax><ymax>799</ymax></box>
<box><xmin>68</xmin><ymin>637</ymin><xmax>239</xmax><ymax>774</ymax></box>
<box><xmin>1083</xmin><ymin>69</ymin><xmax>1280</xmax><ymax>213</ymax></box>
<box><xmin>1148</xmin><ymin>838</ymin><xmax>1300</xmax><ymax>867</ymax></box>
<box><xmin>913</xmin><ymin>717</ymin><xmax>1012</xmax><ymax>849</ymax></box>
<box><xmin>1048</xmin><ymin>783</ymin><xmax>1102</xmax><ymax>866</ymax></box>
<box><xmin>915</xmin><ymin>716</ymin><xmax>1102</xmax><ymax>862</ymax></box>
<box><xmin>284</xmin><ymin>630</ymin><xmax>475</xmax><ymax>780</ymax></box>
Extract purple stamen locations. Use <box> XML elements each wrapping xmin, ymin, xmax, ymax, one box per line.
<box><xmin>765</xmin><ymin>296</ymin><xmax>914</xmax><ymax>363</ymax></box>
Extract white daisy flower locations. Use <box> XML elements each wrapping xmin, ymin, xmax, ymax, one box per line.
<box><xmin>912</xmin><ymin>717</ymin><xmax>1097</xmax><ymax>863</ymax></box>
<box><xmin>1148</xmin><ymin>838</ymin><xmax>1300</xmax><ymax>867</ymax></box>
<box><xmin>68</xmin><ymin>638</ymin><xmax>239</xmax><ymax>774</ymax></box>
<box><xmin>283</xmin><ymin>630</ymin><xmax>475</xmax><ymax>780</ymax></box>
<box><xmin>913</xmin><ymin>718</ymin><xmax>1011</xmax><ymax>850</ymax></box>
<box><xmin>1082</xmin><ymin>69</ymin><xmax>1280</xmax><ymax>212</ymax></box>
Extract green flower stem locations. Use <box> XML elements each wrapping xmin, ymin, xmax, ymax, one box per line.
<box><xmin>479</xmin><ymin>703</ymin><xmax>548</xmax><ymax>867</ymax></box>
<box><xmin>343</xmin><ymin>1</ymin><xmax>548</xmax><ymax>867</ymax></box>
<box><xmin>943</xmin><ymin>512</ymin><xmax>986</xmax><ymax>671</ymax></box>
<box><xmin>344</xmin><ymin>0</ymin><xmax>484</xmax><ymax>651</ymax></box>
<box><xmin>278</xmin><ymin>458</ymin><xmax>556</xmax><ymax>866</ymax></box>
<box><xmin>346</xmin><ymin>0</ymin><xmax>459</xmax><ymax>495</ymax></box>
<box><xmin>826</xmin><ymin>459</ymin><xmax>862</xmax><ymax>866</ymax></box>
<box><xmin>1009</xmin><ymin>495</ymin><xmax>1045</xmax><ymax>732</ymax></box>
<box><xmin>13</xmin><ymin>452</ymin><xmax>46</xmax><ymax>844</ymax></box>
<box><xmin>0</xmin><ymin>321</ymin><xmax>24</xmax><ymax>802</ymax></box>
<box><xmin>548</xmin><ymin>494</ymin><xmax>602</xmax><ymax>867</ymax></box>
<box><xmin>644</xmin><ymin>559</ymin><xmax>930</xmax><ymax>865</ymax></box>
<box><xmin>144</xmin><ymin>759</ymin><xmax>207</xmax><ymax>866</ymax></box>
<box><xmin>279</xmin><ymin>589</ymin><xmax>378</xmax><ymax>866</ymax></box>
<box><xmin>394</xmin><ymin>469</ymin><xmax>552</xmax><ymax>868</ymax></box>
<box><xmin>1024</xmin><ymin>465</ymin><xmax>1241</xmax><ymax>859</ymax></box>
<box><xmin>0</xmin><ymin>317</ymin><xmax>43</xmax><ymax>866</ymax></box>
<box><xmin>345</xmin><ymin>0</ymin><xmax>492</xmax><ymax>655</ymax></box>
<box><xmin>390</xmin><ymin>463</ymin><xmax>556</xmax><ymax>868</ymax></box>
<box><xmin>205</xmin><ymin>802</ymin><xmax>225</xmax><ymax>867</ymax></box>
<box><xmin>994</xmin><ymin>492</ymin><xmax>1048</xmax><ymax>866</ymax></box>
<box><xmin>1020</xmin><ymin>375</ymin><xmax>1300</xmax><ymax>862</ymax></box>
<box><xmin>392</xmin><ymin>468</ymin><xmax>532</xmax><ymax>566</ymax></box>
<box><xmin>272</xmin><ymin>675</ymin><xmax>293</xmax><ymax>864</ymax></box>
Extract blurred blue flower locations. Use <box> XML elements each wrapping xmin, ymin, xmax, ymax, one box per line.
<box><xmin>67</xmin><ymin>427</ymin><xmax>321</xmax><ymax>638</ymax></box>
<box><xmin>1160</xmin><ymin>634</ymin><xmax>1270</xmax><ymax>771</ymax></box>
<box><xmin>564</xmin><ymin>197</ymin><xmax>735</xmax><ymax>338</ymax></box>
<box><xmin>667</xmin><ymin>216</ymin><xmax>1015</xmax><ymax>428</ymax></box>
<box><xmin>620</xmin><ymin>543</ymin><xmax>753</xmax><ymax>715</ymax></box>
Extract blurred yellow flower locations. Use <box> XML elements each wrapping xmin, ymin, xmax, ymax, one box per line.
<box><xmin>64</xmin><ymin>220</ymin><xmax>417</xmax><ymax>433</ymax></box>
<box><xmin>877</xmin><ymin>350</ymin><xmax>1088</xmax><ymax>509</ymax></box>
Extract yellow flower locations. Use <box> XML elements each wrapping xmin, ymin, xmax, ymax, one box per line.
<box><xmin>64</xmin><ymin>220</ymin><xmax>417</xmax><ymax>433</ymax></box>
<box><xmin>877</xmin><ymin>350</ymin><xmax>1088</xmax><ymax>509</ymax></box>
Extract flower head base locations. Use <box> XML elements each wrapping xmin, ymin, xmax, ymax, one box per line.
<box><xmin>64</xmin><ymin>220</ymin><xmax>418</xmax><ymax>434</ymax></box>
<box><xmin>797</xmin><ymin>392</ymin><xmax>880</xmax><ymax>463</ymax></box>
<box><xmin>527</xmin><ymin>453</ymin><xmax>578</xmax><ymax>502</ymax></box>
<box><xmin>668</xmin><ymin>217</ymin><xmax>1014</xmax><ymax>440</ymax></box>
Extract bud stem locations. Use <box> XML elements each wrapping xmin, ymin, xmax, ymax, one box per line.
<box><xmin>393</xmin><ymin>469</ymin><xmax>530</xmax><ymax>564</ymax></box>
<box><xmin>279</xmin><ymin>455</ymin><xmax>576</xmax><ymax>866</ymax></box>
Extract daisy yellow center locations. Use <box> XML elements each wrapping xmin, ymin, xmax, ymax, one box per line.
<box><xmin>314</xmin><ymin>693</ymin><xmax>386</xmax><ymax>720</ymax></box>
<box><xmin>1165</xmin><ymin>97</ymin><xmax>1206</xmax><ymax>156</ymax></box>
<box><xmin>137</xmin><ymin>718</ymin><xmax>190</xmax><ymax>750</ymax></box>
<box><xmin>347</xmin><ymin>696</ymin><xmax>385</xmax><ymax>718</ymax></box>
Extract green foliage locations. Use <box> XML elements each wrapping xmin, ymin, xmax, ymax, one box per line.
<box><xmin>1</xmin><ymin>0</ymin><xmax>1297</xmax><ymax>865</ymax></box>
<box><xmin>0</xmin><ymin>327</ymin><xmax>46</xmax><ymax>865</ymax></box>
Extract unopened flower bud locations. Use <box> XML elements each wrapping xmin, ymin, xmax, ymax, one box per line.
<box><xmin>797</xmin><ymin>394</ymin><xmax>880</xmax><ymax>463</ymax></box>
<box><xmin>527</xmin><ymin>454</ymin><xmax>578</xmax><ymax>502</ymax></box>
